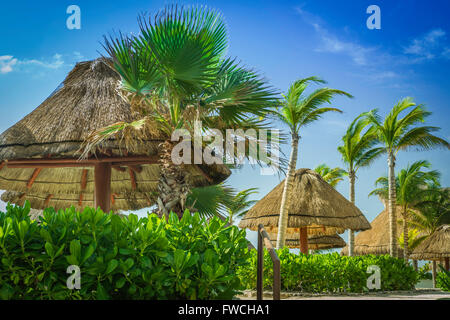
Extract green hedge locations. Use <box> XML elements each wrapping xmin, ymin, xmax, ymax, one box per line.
<box><xmin>237</xmin><ymin>247</ymin><xmax>419</xmax><ymax>293</ymax></box>
<box><xmin>0</xmin><ymin>202</ymin><xmax>250</xmax><ymax>300</ymax></box>
<box><xmin>436</xmin><ymin>265</ymin><xmax>450</xmax><ymax>292</ymax></box>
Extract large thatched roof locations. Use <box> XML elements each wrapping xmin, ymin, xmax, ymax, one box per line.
<box><xmin>269</xmin><ymin>233</ymin><xmax>346</xmax><ymax>250</ymax></box>
<box><xmin>238</xmin><ymin>169</ymin><xmax>371</xmax><ymax>235</ymax></box>
<box><xmin>0</xmin><ymin>58</ymin><xmax>230</xmax><ymax>210</ymax></box>
<box><xmin>341</xmin><ymin>207</ymin><xmax>404</xmax><ymax>256</ymax></box>
<box><xmin>410</xmin><ymin>225</ymin><xmax>450</xmax><ymax>260</ymax></box>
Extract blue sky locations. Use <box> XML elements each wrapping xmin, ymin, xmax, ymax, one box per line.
<box><xmin>1</xmin><ymin>0</ymin><xmax>449</xmax><ymax>247</ymax></box>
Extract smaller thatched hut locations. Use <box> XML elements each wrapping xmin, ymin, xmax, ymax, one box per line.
<box><xmin>341</xmin><ymin>207</ymin><xmax>404</xmax><ymax>256</ymax></box>
<box><xmin>238</xmin><ymin>169</ymin><xmax>370</xmax><ymax>253</ymax></box>
<box><xmin>239</xmin><ymin>169</ymin><xmax>371</xmax><ymax>235</ymax></box>
<box><xmin>410</xmin><ymin>225</ymin><xmax>449</xmax><ymax>269</ymax></box>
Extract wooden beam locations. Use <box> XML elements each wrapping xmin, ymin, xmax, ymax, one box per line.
<box><xmin>0</xmin><ymin>161</ymin><xmax>5</xmax><ymax>171</ymax></box>
<box><xmin>78</xmin><ymin>193</ymin><xmax>84</xmax><ymax>206</ymax></box>
<box><xmin>6</xmin><ymin>155</ymin><xmax>158</xmax><ymax>165</ymax></box>
<box><xmin>112</xmin><ymin>165</ymin><xmax>126</xmax><ymax>172</ymax></box>
<box><xmin>6</xmin><ymin>159</ymin><xmax>158</xmax><ymax>169</ymax></box>
<box><xmin>129</xmin><ymin>165</ymin><xmax>143</xmax><ymax>173</ymax></box>
<box><xmin>94</xmin><ymin>163</ymin><xmax>111</xmax><ymax>212</ymax></box>
<box><xmin>129</xmin><ymin>168</ymin><xmax>137</xmax><ymax>190</ymax></box>
<box><xmin>44</xmin><ymin>194</ymin><xmax>53</xmax><ymax>207</ymax></box>
<box><xmin>27</xmin><ymin>168</ymin><xmax>42</xmax><ymax>189</ymax></box>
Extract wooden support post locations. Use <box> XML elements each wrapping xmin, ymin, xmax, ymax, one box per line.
<box><xmin>299</xmin><ymin>227</ymin><xmax>308</xmax><ymax>254</ymax></box>
<box><xmin>0</xmin><ymin>161</ymin><xmax>5</xmax><ymax>171</ymax></box>
<box><xmin>94</xmin><ymin>163</ymin><xmax>111</xmax><ymax>213</ymax></box>
<box><xmin>432</xmin><ymin>260</ymin><xmax>437</xmax><ymax>288</ymax></box>
<box><xmin>445</xmin><ymin>257</ymin><xmax>449</xmax><ymax>272</ymax></box>
<box><xmin>257</xmin><ymin>225</ymin><xmax>264</xmax><ymax>300</ymax></box>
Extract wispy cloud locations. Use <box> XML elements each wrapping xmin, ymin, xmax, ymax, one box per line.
<box><xmin>0</xmin><ymin>54</ymin><xmax>65</xmax><ymax>74</ymax></box>
<box><xmin>403</xmin><ymin>28</ymin><xmax>450</xmax><ymax>61</ymax></box>
<box><xmin>311</xmin><ymin>23</ymin><xmax>376</xmax><ymax>66</ymax></box>
<box><xmin>296</xmin><ymin>7</ymin><xmax>378</xmax><ymax>66</ymax></box>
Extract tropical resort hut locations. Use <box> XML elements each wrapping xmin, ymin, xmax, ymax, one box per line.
<box><xmin>410</xmin><ymin>225</ymin><xmax>450</xmax><ymax>287</ymax></box>
<box><xmin>0</xmin><ymin>59</ymin><xmax>230</xmax><ymax>213</ymax></box>
<box><xmin>341</xmin><ymin>207</ymin><xmax>404</xmax><ymax>256</ymax></box>
<box><xmin>269</xmin><ymin>233</ymin><xmax>346</xmax><ymax>251</ymax></box>
<box><xmin>238</xmin><ymin>168</ymin><xmax>371</xmax><ymax>253</ymax></box>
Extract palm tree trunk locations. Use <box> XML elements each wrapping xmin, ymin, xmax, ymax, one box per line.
<box><xmin>412</xmin><ymin>259</ymin><xmax>418</xmax><ymax>271</ymax></box>
<box><xmin>388</xmin><ymin>151</ymin><xmax>398</xmax><ymax>258</ymax></box>
<box><xmin>157</xmin><ymin>140</ymin><xmax>191</xmax><ymax>219</ymax></box>
<box><xmin>402</xmin><ymin>207</ymin><xmax>409</xmax><ymax>262</ymax></box>
<box><xmin>276</xmin><ymin>133</ymin><xmax>299</xmax><ymax>249</ymax></box>
<box><xmin>348</xmin><ymin>170</ymin><xmax>356</xmax><ymax>256</ymax></box>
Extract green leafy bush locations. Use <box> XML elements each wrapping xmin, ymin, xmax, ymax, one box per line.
<box><xmin>418</xmin><ymin>262</ymin><xmax>432</xmax><ymax>280</ymax></box>
<box><xmin>237</xmin><ymin>248</ymin><xmax>419</xmax><ymax>293</ymax></box>
<box><xmin>436</xmin><ymin>265</ymin><xmax>450</xmax><ymax>292</ymax></box>
<box><xmin>0</xmin><ymin>202</ymin><xmax>250</xmax><ymax>300</ymax></box>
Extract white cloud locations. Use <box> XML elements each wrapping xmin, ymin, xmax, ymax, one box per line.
<box><xmin>0</xmin><ymin>53</ymin><xmax>65</xmax><ymax>74</ymax></box>
<box><xmin>0</xmin><ymin>55</ymin><xmax>18</xmax><ymax>74</ymax></box>
<box><xmin>403</xmin><ymin>28</ymin><xmax>450</xmax><ymax>61</ymax></box>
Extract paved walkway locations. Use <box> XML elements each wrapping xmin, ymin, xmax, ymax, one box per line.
<box><xmin>237</xmin><ymin>289</ymin><xmax>450</xmax><ymax>300</ymax></box>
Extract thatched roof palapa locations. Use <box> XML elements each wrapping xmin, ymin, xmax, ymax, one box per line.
<box><xmin>238</xmin><ymin>169</ymin><xmax>371</xmax><ymax>236</ymax></box>
<box><xmin>268</xmin><ymin>232</ymin><xmax>346</xmax><ymax>250</ymax></box>
<box><xmin>341</xmin><ymin>207</ymin><xmax>404</xmax><ymax>256</ymax></box>
<box><xmin>410</xmin><ymin>225</ymin><xmax>450</xmax><ymax>261</ymax></box>
<box><xmin>0</xmin><ymin>58</ymin><xmax>230</xmax><ymax>211</ymax></box>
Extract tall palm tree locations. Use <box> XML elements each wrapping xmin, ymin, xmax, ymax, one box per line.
<box><xmin>313</xmin><ymin>163</ymin><xmax>347</xmax><ymax>188</ymax></box>
<box><xmin>274</xmin><ymin>77</ymin><xmax>353</xmax><ymax>249</ymax></box>
<box><xmin>81</xmin><ymin>6</ymin><xmax>279</xmax><ymax>217</ymax></box>
<box><xmin>365</xmin><ymin>97</ymin><xmax>449</xmax><ymax>257</ymax></box>
<box><xmin>369</xmin><ymin>160</ymin><xmax>440</xmax><ymax>261</ymax></box>
<box><xmin>337</xmin><ymin>113</ymin><xmax>384</xmax><ymax>256</ymax></box>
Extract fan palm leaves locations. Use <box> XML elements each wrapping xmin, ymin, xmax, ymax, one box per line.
<box><xmin>337</xmin><ymin>112</ymin><xmax>384</xmax><ymax>255</ymax></box>
<box><xmin>81</xmin><ymin>5</ymin><xmax>280</xmax><ymax>217</ymax></box>
<box><xmin>274</xmin><ymin>77</ymin><xmax>353</xmax><ymax>249</ymax></box>
<box><xmin>365</xmin><ymin>97</ymin><xmax>449</xmax><ymax>257</ymax></box>
<box><xmin>313</xmin><ymin>164</ymin><xmax>346</xmax><ymax>188</ymax></box>
<box><xmin>185</xmin><ymin>184</ymin><xmax>258</xmax><ymax>223</ymax></box>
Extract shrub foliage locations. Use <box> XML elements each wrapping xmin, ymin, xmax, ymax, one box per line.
<box><xmin>237</xmin><ymin>248</ymin><xmax>419</xmax><ymax>293</ymax></box>
<box><xmin>0</xmin><ymin>202</ymin><xmax>250</xmax><ymax>300</ymax></box>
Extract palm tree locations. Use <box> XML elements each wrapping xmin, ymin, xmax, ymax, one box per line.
<box><xmin>365</xmin><ymin>97</ymin><xmax>449</xmax><ymax>257</ymax></box>
<box><xmin>185</xmin><ymin>184</ymin><xmax>257</xmax><ymax>224</ymax></box>
<box><xmin>337</xmin><ymin>113</ymin><xmax>384</xmax><ymax>256</ymax></box>
<box><xmin>313</xmin><ymin>163</ymin><xmax>347</xmax><ymax>188</ymax></box>
<box><xmin>369</xmin><ymin>160</ymin><xmax>440</xmax><ymax>261</ymax></box>
<box><xmin>274</xmin><ymin>77</ymin><xmax>353</xmax><ymax>249</ymax></box>
<box><xmin>81</xmin><ymin>6</ymin><xmax>279</xmax><ymax>217</ymax></box>
<box><xmin>225</xmin><ymin>188</ymin><xmax>258</xmax><ymax>224</ymax></box>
